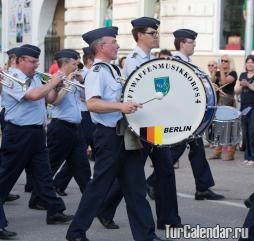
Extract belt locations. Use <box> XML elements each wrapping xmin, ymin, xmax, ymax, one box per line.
<box><xmin>6</xmin><ymin>122</ymin><xmax>43</xmax><ymax>129</ymax></box>
<box><xmin>51</xmin><ymin>118</ymin><xmax>80</xmax><ymax>128</ymax></box>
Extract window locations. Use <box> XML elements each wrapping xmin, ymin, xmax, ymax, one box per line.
<box><xmin>220</xmin><ymin>0</ymin><xmax>245</xmax><ymax>50</ymax></box>
<box><xmin>103</xmin><ymin>0</ymin><xmax>112</xmax><ymax>27</ymax></box>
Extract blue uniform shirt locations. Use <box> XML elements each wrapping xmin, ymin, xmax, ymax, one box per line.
<box><xmin>85</xmin><ymin>59</ymin><xmax>122</xmax><ymax>127</ymax></box>
<box><xmin>51</xmin><ymin>81</ymin><xmax>82</xmax><ymax>124</ymax></box>
<box><xmin>3</xmin><ymin>68</ymin><xmax>47</xmax><ymax>125</ymax></box>
<box><xmin>123</xmin><ymin>46</ymin><xmax>154</xmax><ymax>78</ymax></box>
<box><xmin>174</xmin><ymin>51</ymin><xmax>192</xmax><ymax>63</ymax></box>
<box><xmin>79</xmin><ymin>67</ymin><xmax>89</xmax><ymax>112</ymax></box>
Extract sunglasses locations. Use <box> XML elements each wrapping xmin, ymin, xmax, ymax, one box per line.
<box><xmin>208</xmin><ymin>64</ymin><xmax>214</xmax><ymax>67</ymax></box>
<box><xmin>221</xmin><ymin>59</ymin><xmax>229</xmax><ymax>63</ymax></box>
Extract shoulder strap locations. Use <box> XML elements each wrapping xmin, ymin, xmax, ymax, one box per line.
<box><xmin>110</xmin><ymin>64</ymin><xmax>122</xmax><ymax>76</ymax></box>
<box><xmin>93</xmin><ymin>62</ymin><xmax>121</xmax><ymax>78</ymax></box>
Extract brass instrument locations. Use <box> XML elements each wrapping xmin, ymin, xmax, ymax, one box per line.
<box><xmin>35</xmin><ymin>71</ymin><xmax>51</xmax><ymax>84</ymax></box>
<box><xmin>35</xmin><ymin>71</ymin><xmax>85</xmax><ymax>92</ymax></box>
<box><xmin>63</xmin><ymin>79</ymin><xmax>85</xmax><ymax>90</ymax></box>
<box><xmin>0</xmin><ymin>71</ymin><xmax>27</xmax><ymax>89</ymax></box>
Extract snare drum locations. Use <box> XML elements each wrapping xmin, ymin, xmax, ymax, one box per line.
<box><xmin>206</xmin><ymin>105</ymin><xmax>241</xmax><ymax>146</ymax></box>
<box><xmin>122</xmin><ymin>58</ymin><xmax>216</xmax><ymax>146</ymax></box>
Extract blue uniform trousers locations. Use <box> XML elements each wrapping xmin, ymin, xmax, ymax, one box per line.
<box><xmin>97</xmin><ymin>178</ymin><xmax>122</xmax><ymax>220</ymax></box>
<box><xmin>53</xmin><ymin>111</ymin><xmax>95</xmax><ymax>191</ymax></box>
<box><xmin>242</xmin><ymin>109</ymin><xmax>254</xmax><ymax>160</ymax></box>
<box><xmin>66</xmin><ymin>125</ymin><xmax>156</xmax><ymax>241</ymax></box>
<box><xmin>0</xmin><ymin>108</ymin><xmax>33</xmax><ymax>192</ymax></box>
<box><xmin>98</xmin><ymin>141</ymin><xmax>181</xmax><ymax>226</ymax></box>
<box><xmin>29</xmin><ymin>119</ymin><xmax>91</xmax><ymax>206</ymax></box>
<box><xmin>143</xmin><ymin>142</ymin><xmax>181</xmax><ymax>226</ymax></box>
<box><xmin>170</xmin><ymin>137</ymin><xmax>215</xmax><ymax>191</ymax></box>
<box><xmin>0</xmin><ymin>123</ymin><xmax>65</xmax><ymax>228</ymax></box>
<box><xmin>98</xmin><ymin>142</ymin><xmax>181</xmax><ymax>226</ymax></box>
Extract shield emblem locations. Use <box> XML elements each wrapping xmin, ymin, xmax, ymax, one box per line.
<box><xmin>154</xmin><ymin>76</ymin><xmax>170</xmax><ymax>96</ymax></box>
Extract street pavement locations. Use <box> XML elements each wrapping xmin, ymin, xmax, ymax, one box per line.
<box><xmin>3</xmin><ymin>145</ymin><xmax>253</xmax><ymax>241</ymax></box>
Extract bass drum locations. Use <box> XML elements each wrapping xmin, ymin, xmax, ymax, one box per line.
<box><xmin>122</xmin><ymin>58</ymin><xmax>216</xmax><ymax>146</ymax></box>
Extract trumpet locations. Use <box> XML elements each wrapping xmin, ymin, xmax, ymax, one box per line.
<box><xmin>35</xmin><ymin>71</ymin><xmax>85</xmax><ymax>92</ymax></box>
<box><xmin>0</xmin><ymin>71</ymin><xmax>27</xmax><ymax>89</ymax></box>
<box><xmin>63</xmin><ymin>79</ymin><xmax>85</xmax><ymax>90</ymax></box>
<box><xmin>35</xmin><ymin>71</ymin><xmax>51</xmax><ymax>84</ymax></box>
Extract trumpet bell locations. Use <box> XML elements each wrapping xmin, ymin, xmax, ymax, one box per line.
<box><xmin>35</xmin><ymin>71</ymin><xmax>51</xmax><ymax>84</ymax></box>
<box><xmin>0</xmin><ymin>78</ymin><xmax>14</xmax><ymax>88</ymax></box>
<box><xmin>0</xmin><ymin>71</ymin><xmax>28</xmax><ymax>90</ymax></box>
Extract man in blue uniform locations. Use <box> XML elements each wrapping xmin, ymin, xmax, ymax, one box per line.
<box><xmin>29</xmin><ymin>49</ymin><xmax>91</xmax><ymax>208</ymax></box>
<box><xmin>53</xmin><ymin>47</ymin><xmax>95</xmax><ymax>196</ymax></box>
<box><xmin>0</xmin><ymin>47</ymin><xmax>21</xmax><ymax>202</ymax></box>
<box><xmin>66</xmin><ymin>26</ymin><xmax>167</xmax><ymax>241</ymax></box>
<box><xmin>170</xmin><ymin>28</ymin><xmax>224</xmax><ymax>200</ymax></box>
<box><xmin>0</xmin><ymin>44</ymin><xmax>72</xmax><ymax>240</ymax></box>
<box><xmin>97</xmin><ymin>16</ymin><xmax>181</xmax><ymax>231</ymax></box>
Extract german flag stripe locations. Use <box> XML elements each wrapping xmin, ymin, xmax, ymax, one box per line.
<box><xmin>140</xmin><ymin>126</ymin><xmax>163</xmax><ymax>145</ymax></box>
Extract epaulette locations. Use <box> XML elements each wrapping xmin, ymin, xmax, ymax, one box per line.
<box><xmin>93</xmin><ymin>62</ymin><xmax>121</xmax><ymax>79</ymax></box>
<box><xmin>131</xmin><ymin>52</ymin><xmax>138</xmax><ymax>58</ymax></box>
<box><xmin>93</xmin><ymin>65</ymin><xmax>101</xmax><ymax>72</ymax></box>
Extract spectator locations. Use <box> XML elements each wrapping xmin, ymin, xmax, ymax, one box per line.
<box><xmin>207</xmin><ymin>59</ymin><xmax>219</xmax><ymax>100</ymax></box>
<box><xmin>48</xmin><ymin>60</ymin><xmax>59</xmax><ymax>75</ymax></box>
<box><xmin>235</xmin><ymin>55</ymin><xmax>254</xmax><ymax>166</ymax></box>
<box><xmin>158</xmin><ymin>49</ymin><xmax>172</xmax><ymax>58</ymax></box>
<box><xmin>118</xmin><ymin>56</ymin><xmax>126</xmax><ymax>69</ymax></box>
<box><xmin>209</xmin><ymin>55</ymin><xmax>238</xmax><ymax>161</ymax></box>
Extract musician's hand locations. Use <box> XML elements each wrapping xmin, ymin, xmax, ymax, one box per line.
<box><xmin>121</xmin><ymin>102</ymin><xmax>142</xmax><ymax>114</ymax></box>
<box><xmin>50</xmin><ymin>72</ymin><xmax>65</xmax><ymax>87</ymax></box>
<box><xmin>66</xmin><ymin>71</ymin><xmax>82</xmax><ymax>82</ymax></box>
<box><xmin>73</xmin><ymin>70</ymin><xmax>84</xmax><ymax>83</ymax></box>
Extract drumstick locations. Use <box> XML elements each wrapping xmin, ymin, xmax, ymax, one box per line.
<box><xmin>213</xmin><ymin>83</ymin><xmax>229</xmax><ymax>96</ymax></box>
<box><xmin>217</xmin><ymin>82</ymin><xmax>231</xmax><ymax>91</ymax></box>
<box><xmin>140</xmin><ymin>92</ymin><xmax>164</xmax><ymax>105</ymax></box>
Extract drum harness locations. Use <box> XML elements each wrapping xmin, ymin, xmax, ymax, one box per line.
<box><xmin>92</xmin><ymin>62</ymin><xmax>143</xmax><ymax>150</ymax></box>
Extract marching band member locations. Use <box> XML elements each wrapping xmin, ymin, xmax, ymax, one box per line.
<box><xmin>124</xmin><ymin>17</ymin><xmax>181</xmax><ymax>229</ymax></box>
<box><xmin>97</xmin><ymin>17</ymin><xmax>181</xmax><ymax>231</ymax></box>
<box><xmin>29</xmin><ymin>49</ymin><xmax>91</xmax><ymax>208</ymax></box>
<box><xmin>0</xmin><ymin>47</ymin><xmax>21</xmax><ymax>203</ymax></box>
<box><xmin>53</xmin><ymin>47</ymin><xmax>95</xmax><ymax>196</ymax></box>
<box><xmin>170</xmin><ymin>29</ymin><xmax>224</xmax><ymax>200</ymax></box>
<box><xmin>0</xmin><ymin>44</ymin><xmax>73</xmax><ymax>240</ymax></box>
<box><xmin>66</xmin><ymin>26</ymin><xmax>166</xmax><ymax>241</ymax></box>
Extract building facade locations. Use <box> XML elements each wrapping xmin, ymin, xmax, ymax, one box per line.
<box><xmin>0</xmin><ymin>0</ymin><xmax>253</xmax><ymax>73</ymax></box>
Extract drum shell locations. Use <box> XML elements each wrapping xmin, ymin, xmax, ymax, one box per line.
<box><xmin>205</xmin><ymin>105</ymin><xmax>241</xmax><ymax>146</ymax></box>
<box><xmin>206</xmin><ymin>119</ymin><xmax>241</xmax><ymax>145</ymax></box>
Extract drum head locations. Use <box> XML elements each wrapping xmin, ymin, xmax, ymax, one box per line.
<box><xmin>215</xmin><ymin>106</ymin><xmax>241</xmax><ymax>121</ymax></box>
<box><xmin>123</xmin><ymin>58</ymin><xmax>208</xmax><ymax>146</ymax></box>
